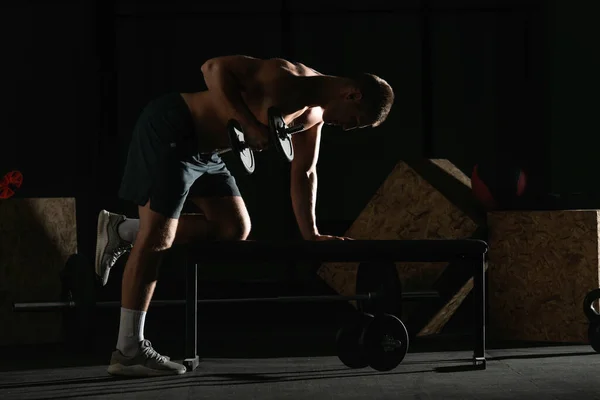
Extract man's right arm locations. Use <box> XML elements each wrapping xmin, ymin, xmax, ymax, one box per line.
<box><xmin>201</xmin><ymin>55</ymin><xmax>263</xmax><ymax>128</ymax></box>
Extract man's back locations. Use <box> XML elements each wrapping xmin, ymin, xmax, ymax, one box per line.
<box><xmin>182</xmin><ymin>56</ymin><xmax>323</xmax><ymax>153</ymax></box>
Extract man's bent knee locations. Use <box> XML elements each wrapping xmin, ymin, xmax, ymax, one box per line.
<box><xmin>189</xmin><ymin>196</ymin><xmax>251</xmax><ymax>241</ymax></box>
<box><xmin>137</xmin><ymin>226</ymin><xmax>177</xmax><ymax>251</ymax></box>
<box><xmin>217</xmin><ymin>217</ymin><xmax>251</xmax><ymax>241</ymax></box>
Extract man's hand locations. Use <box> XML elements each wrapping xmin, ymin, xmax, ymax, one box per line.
<box><xmin>243</xmin><ymin>122</ymin><xmax>270</xmax><ymax>152</ymax></box>
<box><xmin>309</xmin><ymin>234</ymin><xmax>354</xmax><ymax>241</ymax></box>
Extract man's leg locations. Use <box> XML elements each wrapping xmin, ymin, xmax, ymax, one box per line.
<box><xmin>106</xmin><ymin>91</ymin><xmax>205</xmax><ymax>377</ymax></box>
<box><xmin>107</xmin><ymin>200</ymin><xmax>188</xmax><ymax>377</ymax></box>
<box><xmin>96</xmin><ymin>211</ymin><xmax>218</xmax><ymax>284</ymax></box>
<box><xmin>100</xmin><ymin>195</ymin><xmax>249</xmax><ymax>254</ymax></box>
<box><xmin>121</xmin><ymin>202</ymin><xmax>176</xmax><ymax>310</ymax></box>
<box><xmin>189</xmin><ymin>196</ymin><xmax>251</xmax><ymax>241</ymax></box>
<box><xmin>105</xmin><ymin>202</ymin><xmax>247</xmax><ymax>377</ymax></box>
<box><xmin>97</xmin><ymin>156</ymin><xmax>246</xmax><ymax>284</ymax></box>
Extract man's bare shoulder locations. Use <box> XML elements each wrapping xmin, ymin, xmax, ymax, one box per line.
<box><xmin>262</xmin><ymin>58</ymin><xmax>322</xmax><ymax>77</ymax></box>
<box><xmin>207</xmin><ymin>55</ymin><xmax>321</xmax><ymax>75</ymax></box>
<box><xmin>294</xmin><ymin>107</ymin><xmax>324</xmax><ymax>131</ymax></box>
<box><xmin>295</xmin><ymin>62</ymin><xmax>322</xmax><ymax>77</ymax></box>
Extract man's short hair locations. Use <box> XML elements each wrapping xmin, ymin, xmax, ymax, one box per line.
<box><xmin>351</xmin><ymin>73</ymin><xmax>394</xmax><ymax>127</ymax></box>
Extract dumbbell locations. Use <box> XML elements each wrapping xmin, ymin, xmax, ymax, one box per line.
<box><xmin>335</xmin><ymin>261</ymin><xmax>409</xmax><ymax>372</ymax></box>
<box><xmin>222</xmin><ymin>109</ymin><xmax>305</xmax><ymax>175</ymax></box>
<box><xmin>336</xmin><ymin>312</ymin><xmax>409</xmax><ymax>372</ymax></box>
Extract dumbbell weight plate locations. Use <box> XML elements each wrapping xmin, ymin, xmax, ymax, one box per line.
<box><xmin>268</xmin><ymin>107</ymin><xmax>294</xmax><ymax>162</ymax></box>
<box><xmin>227</xmin><ymin>120</ymin><xmax>255</xmax><ymax>175</ymax></box>
<box><xmin>361</xmin><ymin>313</ymin><xmax>409</xmax><ymax>372</ymax></box>
<box><xmin>336</xmin><ymin>312</ymin><xmax>374</xmax><ymax>369</ymax></box>
<box><xmin>583</xmin><ymin>289</ymin><xmax>600</xmax><ymax>323</ymax></box>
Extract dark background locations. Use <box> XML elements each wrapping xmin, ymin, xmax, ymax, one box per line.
<box><xmin>1</xmin><ymin>0</ymin><xmax>599</xmax><ymax>277</ymax></box>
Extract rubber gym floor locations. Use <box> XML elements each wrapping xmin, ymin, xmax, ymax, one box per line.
<box><xmin>2</xmin><ymin>297</ymin><xmax>600</xmax><ymax>400</ymax></box>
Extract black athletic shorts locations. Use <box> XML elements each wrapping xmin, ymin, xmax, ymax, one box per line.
<box><xmin>118</xmin><ymin>92</ymin><xmax>241</xmax><ymax>219</ymax></box>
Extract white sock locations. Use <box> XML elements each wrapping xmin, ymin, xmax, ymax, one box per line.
<box><xmin>117</xmin><ymin>218</ymin><xmax>140</xmax><ymax>244</ymax></box>
<box><xmin>116</xmin><ymin>307</ymin><xmax>146</xmax><ymax>357</ymax></box>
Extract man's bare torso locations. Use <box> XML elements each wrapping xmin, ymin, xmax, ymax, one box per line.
<box><xmin>181</xmin><ymin>58</ymin><xmax>324</xmax><ymax>153</ymax></box>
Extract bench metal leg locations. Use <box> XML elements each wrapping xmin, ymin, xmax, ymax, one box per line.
<box><xmin>183</xmin><ymin>260</ymin><xmax>200</xmax><ymax>371</ymax></box>
<box><xmin>473</xmin><ymin>254</ymin><xmax>487</xmax><ymax>369</ymax></box>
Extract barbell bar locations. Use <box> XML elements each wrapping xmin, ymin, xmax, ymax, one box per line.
<box><xmin>13</xmin><ymin>291</ymin><xmax>439</xmax><ymax>312</ymax></box>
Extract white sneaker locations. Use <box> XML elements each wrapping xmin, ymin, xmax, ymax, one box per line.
<box><xmin>107</xmin><ymin>339</ymin><xmax>187</xmax><ymax>377</ymax></box>
<box><xmin>95</xmin><ymin>210</ymin><xmax>133</xmax><ymax>286</ymax></box>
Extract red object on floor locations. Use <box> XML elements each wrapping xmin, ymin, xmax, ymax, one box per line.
<box><xmin>0</xmin><ymin>170</ymin><xmax>23</xmax><ymax>199</ymax></box>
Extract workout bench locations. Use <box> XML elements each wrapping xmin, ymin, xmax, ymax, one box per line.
<box><xmin>182</xmin><ymin>239</ymin><xmax>488</xmax><ymax>371</ymax></box>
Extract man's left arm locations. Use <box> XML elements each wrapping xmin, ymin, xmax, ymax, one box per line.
<box><xmin>290</xmin><ymin>122</ymin><xmax>321</xmax><ymax>240</ymax></box>
<box><xmin>290</xmin><ymin>123</ymin><xmax>349</xmax><ymax>241</ymax></box>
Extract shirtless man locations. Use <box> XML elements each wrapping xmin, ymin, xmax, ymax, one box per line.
<box><xmin>95</xmin><ymin>55</ymin><xmax>394</xmax><ymax>377</ymax></box>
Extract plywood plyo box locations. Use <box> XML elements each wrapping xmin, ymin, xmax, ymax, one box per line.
<box><xmin>487</xmin><ymin>210</ymin><xmax>599</xmax><ymax>343</ymax></box>
<box><xmin>0</xmin><ymin>198</ymin><xmax>77</xmax><ymax>345</ymax></box>
<box><xmin>318</xmin><ymin>159</ymin><xmax>482</xmax><ymax>333</ymax></box>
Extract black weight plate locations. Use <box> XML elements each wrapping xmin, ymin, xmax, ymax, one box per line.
<box><xmin>268</xmin><ymin>107</ymin><xmax>294</xmax><ymax>162</ymax></box>
<box><xmin>277</xmin><ymin>134</ymin><xmax>294</xmax><ymax>162</ymax></box>
<box><xmin>228</xmin><ymin>120</ymin><xmax>255</xmax><ymax>175</ymax></box>
<box><xmin>239</xmin><ymin>148</ymin><xmax>255</xmax><ymax>174</ymax></box>
<box><xmin>590</xmin><ymin>321</ymin><xmax>600</xmax><ymax>353</ymax></box>
<box><xmin>361</xmin><ymin>313</ymin><xmax>409</xmax><ymax>372</ymax></box>
<box><xmin>336</xmin><ymin>312</ymin><xmax>374</xmax><ymax>369</ymax></box>
<box><xmin>355</xmin><ymin>261</ymin><xmax>402</xmax><ymax>316</ymax></box>
<box><xmin>583</xmin><ymin>289</ymin><xmax>600</xmax><ymax>323</ymax></box>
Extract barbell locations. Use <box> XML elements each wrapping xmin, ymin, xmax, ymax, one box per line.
<box><xmin>12</xmin><ymin>254</ymin><xmax>439</xmax><ymax>372</ymax></box>
<box><xmin>13</xmin><ymin>292</ymin><xmax>440</xmax><ymax>311</ymax></box>
<box><xmin>221</xmin><ymin>107</ymin><xmax>305</xmax><ymax>175</ymax></box>
<box><xmin>12</xmin><ymin>256</ymin><xmax>437</xmax><ymax>315</ymax></box>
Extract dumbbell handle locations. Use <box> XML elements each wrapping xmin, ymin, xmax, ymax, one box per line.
<box><xmin>216</xmin><ymin>125</ymin><xmax>303</xmax><ymax>155</ymax></box>
<box><xmin>217</xmin><ymin>118</ymin><xmax>305</xmax><ymax>156</ymax></box>
<box><xmin>215</xmin><ymin>148</ymin><xmax>233</xmax><ymax>156</ymax></box>
<box><xmin>281</xmin><ymin>124</ymin><xmax>305</xmax><ymax>136</ymax></box>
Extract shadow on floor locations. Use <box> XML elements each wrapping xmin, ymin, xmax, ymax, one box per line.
<box><xmin>0</xmin><ymin>365</ymin><xmax>440</xmax><ymax>397</ymax></box>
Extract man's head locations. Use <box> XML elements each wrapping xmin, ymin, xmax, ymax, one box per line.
<box><xmin>322</xmin><ymin>73</ymin><xmax>394</xmax><ymax>131</ymax></box>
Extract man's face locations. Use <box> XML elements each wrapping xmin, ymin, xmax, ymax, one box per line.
<box><xmin>322</xmin><ymin>90</ymin><xmax>371</xmax><ymax>131</ymax></box>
